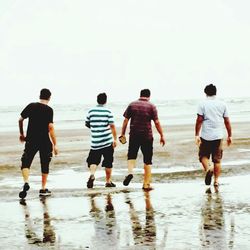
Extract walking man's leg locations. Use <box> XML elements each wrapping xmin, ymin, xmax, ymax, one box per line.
<box><xmin>86</xmin><ymin>149</ymin><xmax>101</xmax><ymax>188</ymax></box>
<box><xmin>19</xmin><ymin>144</ymin><xmax>36</xmax><ymax>199</ymax></box>
<box><xmin>87</xmin><ymin>164</ymin><xmax>97</xmax><ymax>188</ymax></box>
<box><xmin>143</xmin><ymin>164</ymin><xmax>152</xmax><ymax>190</ymax></box>
<box><xmin>128</xmin><ymin>159</ymin><xmax>136</xmax><ymax>174</ymax></box>
<box><xmin>142</xmin><ymin>139</ymin><xmax>153</xmax><ymax>191</ymax></box>
<box><xmin>19</xmin><ymin>167</ymin><xmax>31</xmax><ymax>199</ymax></box>
<box><xmin>103</xmin><ymin>146</ymin><xmax>116</xmax><ymax>187</ymax></box>
<box><xmin>42</xmin><ymin>173</ymin><xmax>48</xmax><ymax>190</ymax></box>
<box><xmin>21</xmin><ymin>168</ymin><xmax>30</xmax><ymax>184</ymax></box>
<box><xmin>201</xmin><ymin>157</ymin><xmax>214</xmax><ymax>186</ymax></box>
<box><xmin>105</xmin><ymin>167</ymin><xmax>116</xmax><ymax>187</ymax></box>
<box><xmin>201</xmin><ymin>157</ymin><xmax>211</xmax><ymax>172</ymax></box>
<box><xmin>213</xmin><ymin>162</ymin><xmax>221</xmax><ymax>186</ymax></box>
<box><xmin>39</xmin><ymin>163</ymin><xmax>52</xmax><ymax>196</ymax></box>
<box><xmin>123</xmin><ymin>160</ymin><xmax>135</xmax><ymax>186</ymax></box>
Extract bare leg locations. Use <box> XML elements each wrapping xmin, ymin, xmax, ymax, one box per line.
<box><xmin>213</xmin><ymin>162</ymin><xmax>221</xmax><ymax>184</ymax></box>
<box><xmin>128</xmin><ymin>159</ymin><xmax>136</xmax><ymax>174</ymax></box>
<box><xmin>143</xmin><ymin>164</ymin><xmax>152</xmax><ymax>187</ymax></box>
<box><xmin>42</xmin><ymin>173</ymin><xmax>48</xmax><ymax>190</ymax></box>
<box><xmin>21</xmin><ymin>168</ymin><xmax>30</xmax><ymax>183</ymax></box>
<box><xmin>89</xmin><ymin>164</ymin><xmax>97</xmax><ymax>176</ymax></box>
<box><xmin>200</xmin><ymin>157</ymin><xmax>211</xmax><ymax>172</ymax></box>
<box><xmin>87</xmin><ymin>164</ymin><xmax>97</xmax><ymax>188</ymax></box>
<box><xmin>201</xmin><ymin>157</ymin><xmax>214</xmax><ymax>186</ymax></box>
<box><xmin>123</xmin><ymin>160</ymin><xmax>136</xmax><ymax>186</ymax></box>
<box><xmin>105</xmin><ymin>168</ymin><xmax>112</xmax><ymax>183</ymax></box>
<box><xmin>19</xmin><ymin>168</ymin><xmax>30</xmax><ymax>198</ymax></box>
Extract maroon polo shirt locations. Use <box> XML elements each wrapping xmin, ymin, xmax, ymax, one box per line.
<box><xmin>123</xmin><ymin>97</ymin><xmax>158</xmax><ymax>139</ymax></box>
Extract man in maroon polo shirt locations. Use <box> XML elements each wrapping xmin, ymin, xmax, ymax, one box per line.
<box><xmin>120</xmin><ymin>89</ymin><xmax>165</xmax><ymax>191</ymax></box>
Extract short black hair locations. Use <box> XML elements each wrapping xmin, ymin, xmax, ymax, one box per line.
<box><xmin>140</xmin><ymin>89</ymin><xmax>151</xmax><ymax>98</ymax></box>
<box><xmin>204</xmin><ymin>84</ymin><xmax>217</xmax><ymax>96</ymax></box>
<box><xmin>40</xmin><ymin>88</ymin><xmax>51</xmax><ymax>100</ymax></box>
<box><xmin>97</xmin><ymin>93</ymin><xmax>107</xmax><ymax>105</ymax></box>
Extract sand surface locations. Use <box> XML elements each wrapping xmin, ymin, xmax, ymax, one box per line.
<box><xmin>0</xmin><ymin>122</ymin><xmax>250</xmax><ymax>249</ymax></box>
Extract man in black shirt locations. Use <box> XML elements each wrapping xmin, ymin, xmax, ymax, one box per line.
<box><xmin>19</xmin><ymin>89</ymin><xmax>58</xmax><ymax>198</ymax></box>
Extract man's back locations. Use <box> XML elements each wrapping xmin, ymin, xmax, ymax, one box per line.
<box><xmin>197</xmin><ymin>97</ymin><xmax>228</xmax><ymax>140</ymax></box>
<box><xmin>21</xmin><ymin>102</ymin><xmax>53</xmax><ymax>141</ymax></box>
<box><xmin>86</xmin><ymin>105</ymin><xmax>114</xmax><ymax>150</ymax></box>
<box><xmin>123</xmin><ymin>98</ymin><xmax>158</xmax><ymax>138</ymax></box>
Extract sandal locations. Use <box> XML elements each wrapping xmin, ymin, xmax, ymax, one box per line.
<box><xmin>205</xmin><ymin>169</ymin><xmax>213</xmax><ymax>185</ymax></box>
<box><xmin>123</xmin><ymin>174</ymin><xmax>133</xmax><ymax>186</ymax></box>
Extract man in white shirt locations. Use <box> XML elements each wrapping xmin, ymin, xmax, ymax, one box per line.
<box><xmin>195</xmin><ymin>84</ymin><xmax>232</xmax><ymax>187</ymax></box>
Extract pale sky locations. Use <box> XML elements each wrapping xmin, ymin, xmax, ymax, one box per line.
<box><xmin>1</xmin><ymin>0</ymin><xmax>250</xmax><ymax>105</ymax></box>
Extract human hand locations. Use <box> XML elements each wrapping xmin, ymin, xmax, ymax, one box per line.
<box><xmin>113</xmin><ymin>140</ymin><xmax>117</xmax><ymax>148</ymax></box>
<box><xmin>227</xmin><ymin>136</ymin><xmax>232</xmax><ymax>146</ymax></box>
<box><xmin>19</xmin><ymin>134</ymin><xmax>26</xmax><ymax>143</ymax></box>
<box><xmin>53</xmin><ymin>145</ymin><xmax>59</xmax><ymax>155</ymax></box>
<box><xmin>195</xmin><ymin>136</ymin><xmax>201</xmax><ymax>146</ymax></box>
<box><xmin>160</xmin><ymin>136</ymin><xmax>165</xmax><ymax>146</ymax></box>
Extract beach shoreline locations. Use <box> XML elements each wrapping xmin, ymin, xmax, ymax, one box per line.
<box><xmin>1</xmin><ymin>121</ymin><xmax>250</xmax><ymax>249</ymax></box>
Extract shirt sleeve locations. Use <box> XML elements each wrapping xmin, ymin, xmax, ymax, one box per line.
<box><xmin>152</xmin><ymin>105</ymin><xmax>158</xmax><ymax>121</ymax></box>
<box><xmin>197</xmin><ymin>103</ymin><xmax>204</xmax><ymax>116</ymax></box>
<box><xmin>223</xmin><ymin>104</ymin><xmax>229</xmax><ymax>118</ymax></box>
<box><xmin>123</xmin><ymin>105</ymin><xmax>131</xmax><ymax>119</ymax></box>
<box><xmin>20</xmin><ymin>103</ymin><xmax>32</xmax><ymax>119</ymax></box>
<box><xmin>48</xmin><ymin>108</ymin><xmax>53</xmax><ymax>123</ymax></box>
<box><xmin>85</xmin><ymin>110</ymin><xmax>90</xmax><ymax>128</ymax></box>
<box><xmin>108</xmin><ymin>110</ymin><xmax>114</xmax><ymax>124</ymax></box>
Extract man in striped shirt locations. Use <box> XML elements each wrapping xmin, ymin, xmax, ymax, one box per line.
<box><xmin>85</xmin><ymin>93</ymin><xmax>117</xmax><ymax>188</ymax></box>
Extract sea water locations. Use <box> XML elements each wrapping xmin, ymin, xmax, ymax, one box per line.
<box><xmin>1</xmin><ymin>97</ymin><xmax>250</xmax><ymax>132</ymax></box>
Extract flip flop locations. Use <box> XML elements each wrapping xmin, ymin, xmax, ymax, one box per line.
<box><xmin>205</xmin><ymin>169</ymin><xmax>213</xmax><ymax>185</ymax></box>
<box><xmin>123</xmin><ymin>174</ymin><xmax>133</xmax><ymax>186</ymax></box>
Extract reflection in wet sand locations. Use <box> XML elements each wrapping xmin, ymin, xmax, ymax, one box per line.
<box><xmin>20</xmin><ymin>197</ymin><xmax>56</xmax><ymax>247</ymax></box>
<box><xmin>200</xmin><ymin>188</ymin><xmax>235</xmax><ymax>249</ymax></box>
<box><xmin>88</xmin><ymin>193</ymin><xmax>120</xmax><ymax>249</ymax></box>
<box><xmin>125</xmin><ymin>192</ymin><xmax>167</xmax><ymax>248</ymax></box>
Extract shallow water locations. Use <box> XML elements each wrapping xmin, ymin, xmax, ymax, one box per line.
<box><xmin>1</xmin><ymin>172</ymin><xmax>250</xmax><ymax>249</ymax></box>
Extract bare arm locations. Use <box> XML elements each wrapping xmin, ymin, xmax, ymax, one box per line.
<box><xmin>154</xmin><ymin>119</ymin><xmax>165</xmax><ymax>146</ymax></box>
<box><xmin>110</xmin><ymin>123</ymin><xmax>117</xmax><ymax>148</ymax></box>
<box><xmin>18</xmin><ymin>117</ymin><xmax>26</xmax><ymax>142</ymax></box>
<box><xmin>121</xmin><ymin>118</ymin><xmax>129</xmax><ymax>136</ymax></box>
<box><xmin>49</xmin><ymin>123</ymin><xmax>58</xmax><ymax>155</ymax></box>
<box><xmin>224</xmin><ymin>117</ymin><xmax>232</xmax><ymax>146</ymax></box>
<box><xmin>195</xmin><ymin>115</ymin><xmax>203</xmax><ymax>146</ymax></box>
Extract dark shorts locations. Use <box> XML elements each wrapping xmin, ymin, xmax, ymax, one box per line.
<box><xmin>21</xmin><ymin>140</ymin><xmax>53</xmax><ymax>174</ymax></box>
<box><xmin>128</xmin><ymin>135</ymin><xmax>153</xmax><ymax>165</ymax></box>
<box><xmin>199</xmin><ymin>138</ymin><xmax>223</xmax><ymax>163</ymax></box>
<box><xmin>87</xmin><ymin>145</ymin><xmax>114</xmax><ymax>168</ymax></box>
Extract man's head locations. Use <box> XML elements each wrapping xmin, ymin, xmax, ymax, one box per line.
<box><xmin>40</xmin><ymin>88</ymin><xmax>51</xmax><ymax>100</ymax></box>
<box><xmin>140</xmin><ymin>89</ymin><xmax>151</xmax><ymax>98</ymax></box>
<box><xmin>204</xmin><ymin>84</ymin><xmax>217</xmax><ymax>96</ymax></box>
<box><xmin>97</xmin><ymin>93</ymin><xmax>107</xmax><ymax>105</ymax></box>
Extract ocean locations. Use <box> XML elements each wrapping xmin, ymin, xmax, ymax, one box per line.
<box><xmin>1</xmin><ymin>97</ymin><xmax>250</xmax><ymax>132</ymax></box>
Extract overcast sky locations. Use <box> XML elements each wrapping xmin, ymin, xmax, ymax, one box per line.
<box><xmin>1</xmin><ymin>0</ymin><xmax>250</xmax><ymax>105</ymax></box>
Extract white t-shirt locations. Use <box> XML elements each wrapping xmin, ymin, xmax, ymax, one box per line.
<box><xmin>197</xmin><ymin>96</ymin><xmax>229</xmax><ymax>141</ymax></box>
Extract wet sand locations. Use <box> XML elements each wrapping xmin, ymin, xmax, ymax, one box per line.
<box><xmin>0</xmin><ymin>122</ymin><xmax>250</xmax><ymax>249</ymax></box>
<box><xmin>1</xmin><ymin>172</ymin><xmax>250</xmax><ymax>249</ymax></box>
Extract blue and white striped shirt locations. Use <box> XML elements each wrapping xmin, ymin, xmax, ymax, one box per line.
<box><xmin>86</xmin><ymin>105</ymin><xmax>114</xmax><ymax>150</ymax></box>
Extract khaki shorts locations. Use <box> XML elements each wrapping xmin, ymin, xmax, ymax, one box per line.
<box><xmin>199</xmin><ymin>138</ymin><xmax>223</xmax><ymax>163</ymax></box>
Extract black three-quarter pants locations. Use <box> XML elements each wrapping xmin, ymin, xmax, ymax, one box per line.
<box><xmin>21</xmin><ymin>140</ymin><xmax>53</xmax><ymax>174</ymax></box>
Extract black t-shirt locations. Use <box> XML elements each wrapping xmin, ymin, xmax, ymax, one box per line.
<box><xmin>21</xmin><ymin>102</ymin><xmax>53</xmax><ymax>142</ymax></box>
